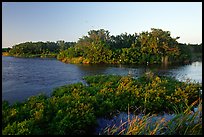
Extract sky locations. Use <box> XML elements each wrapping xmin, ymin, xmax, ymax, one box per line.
<box><xmin>2</xmin><ymin>2</ymin><xmax>202</xmax><ymax>48</ymax></box>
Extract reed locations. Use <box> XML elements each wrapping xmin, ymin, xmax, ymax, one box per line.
<box><xmin>101</xmin><ymin>98</ymin><xmax>202</xmax><ymax>135</ymax></box>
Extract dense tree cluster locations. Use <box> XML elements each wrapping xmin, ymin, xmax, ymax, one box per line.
<box><xmin>8</xmin><ymin>41</ymin><xmax>76</xmax><ymax>58</ymax></box>
<box><xmin>2</xmin><ymin>47</ymin><xmax>11</xmax><ymax>52</ymax></box>
<box><xmin>57</xmin><ymin>28</ymin><xmax>202</xmax><ymax>64</ymax></box>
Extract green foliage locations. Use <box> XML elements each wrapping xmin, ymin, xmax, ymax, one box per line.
<box><xmin>176</xmin><ymin>43</ymin><xmax>203</xmax><ymax>63</ymax></box>
<box><xmin>2</xmin><ymin>47</ymin><xmax>11</xmax><ymax>52</ymax></box>
<box><xmin>8</xmin><ymin>41</ymin><xmax>75</xmax><ymax>58</ymax></box>
<box><xmin>57</xmin><ymin>28</ymin><xmax>200</xmax><ymax>65</ymax></box>
<box><xmin>3</xmin><ymin>119</ymin><xmax>35</xmax><ymax>135</ymax></box>
<box><xmin>84</xmin><ymin>74</ymin><xmax>121</xmax><ymax>87</ymax></box>
<box><xmin>2</xmin><ymin>74</ymin><xmax>202</xmax><ymax>135</ymax></box>
<box><xmin>47</xmin><ymin>98</ymin><xmax>96</xmax><ymax>135</ymax></box>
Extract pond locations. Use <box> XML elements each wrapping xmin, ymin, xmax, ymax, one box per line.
<box><xmin>2</xmin><ymin>56</ymin><xmax>202</xmax><ymax>104</ymax></box>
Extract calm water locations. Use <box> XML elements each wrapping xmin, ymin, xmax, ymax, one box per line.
<box><xmin>2</xmin><ymin>56</ymin><xmax>202</xmax><ymax>104</ymax></box>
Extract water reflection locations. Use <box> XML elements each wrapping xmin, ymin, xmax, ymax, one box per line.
<box><xmin>2</xmin><ymin>56</ymin><xmax>202</xmax><ymax>104</ymax></box>
<box><xmin>76</xmin><ymin>64</ymin><xmax>109</xmax><ymax>76</ymax></box>
<box><xmin>75</xmin><ymin>62</ymin><xmax>202</xmax><ymax>83</ymax></box>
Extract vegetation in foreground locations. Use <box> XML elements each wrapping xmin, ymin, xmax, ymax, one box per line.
<box><xmin>2</xmin><ymin>73</ymin><xmax>202</xmax><ymax>135</ymax></box>
<box><xmin>101</xmin><ymin>99</ymin><xmax>202</xmax><ymax>135</ymax></box>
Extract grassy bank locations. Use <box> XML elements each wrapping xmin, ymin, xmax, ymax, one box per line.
<box><xmin>2</xmin><ymin>52</ymin><xmax>10</xmax><ymax>56</ymax></box>
<box><xmin>2</xmin><ymin>72</ymin><xmax>202</xmax><ymax>135</ymax></box>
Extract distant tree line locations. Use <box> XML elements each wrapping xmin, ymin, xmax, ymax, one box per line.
<box><xmin>7</xmin><ymin>41</ymin><xmax>76</xmax><ymax>58</ymax></box>
<box><xmin>2</xmin><ymin>47</ymin><xmax>11</xmax><ymax>52</ymax></box>
<box><xmin>3</xmin><ymin>28</ymin><xmax>202</xmax><ymax>64</ymax></box>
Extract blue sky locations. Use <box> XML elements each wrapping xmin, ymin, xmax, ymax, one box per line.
<box><xmin>2</xmin><ymin>2</ymin><xmax>202</xmax><ymax>48</ymax></box>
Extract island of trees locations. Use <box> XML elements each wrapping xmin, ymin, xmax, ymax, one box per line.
<box><xmin>2</xmin><ymin>28</ymin><xmax>202</xmax><ymax>65</ymax></box>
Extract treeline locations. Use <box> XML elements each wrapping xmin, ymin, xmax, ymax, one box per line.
<box><xmin>57</xmin><ymin>28</ymin><xmax>202</xmax><ymax>64</ymax></box>
<box><xmin>193</xmin><ymin>43</ymin><xmax>202</xmax><ymax>61</ymax></box>
<box><xmin>4</xmin><ymin>28</ymin><xmax>202</xmax><ymax>64</ymax></box>
<box><xmin>2</xmin><ymin>47</ymin><xmax>11</xmax><ymax>52</ymax></box>
<box><xmin>7</xmin><ymin>41</ymin><xmax>76</xmax><ymax>58</ymax></box>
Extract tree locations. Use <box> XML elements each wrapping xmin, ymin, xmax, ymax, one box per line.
<box><xmin>137</xmin><ymin>28</ymin><xmax>180</xmax><ymax>64</ymax></box>
<box><xmin>109</xmin><ymin>33</ymin><xmax>138</xmax><ymax>49</ymax></box>
<box><xmin>150</xmin><ymin>28</ymin><xmax>180</xmax><ymax>64</ymax></box>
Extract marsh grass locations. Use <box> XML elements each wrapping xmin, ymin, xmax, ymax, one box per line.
<box><xmin>101</xmin><ymin>98</ymin><xmax>202</xmax><ymax>135</ymax></box>
<box><xmin>165</xmin><ymin>98</ymin><xmax>202</xmax><ymax>135</ymax></box>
